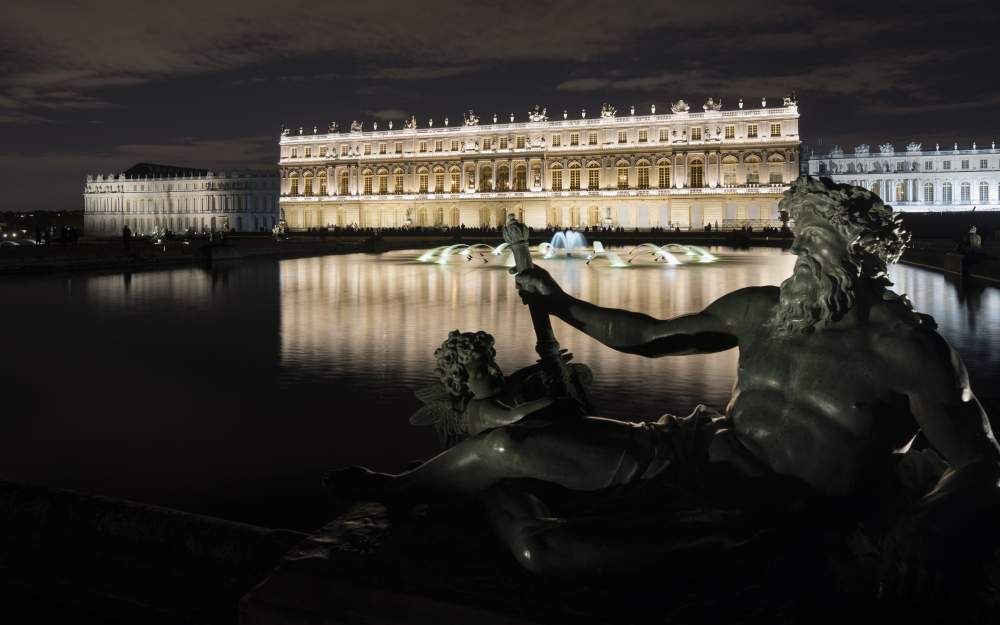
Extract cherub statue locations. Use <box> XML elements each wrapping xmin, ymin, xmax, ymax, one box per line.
<box><xmin>410</xmin><ymin>330</ymin><xmax>576</xmax><ymax>447</ymax></box>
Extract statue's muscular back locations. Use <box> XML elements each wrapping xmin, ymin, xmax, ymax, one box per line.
<box><xmin>723</xmin><ymin>286</ymin><xmax>927</xmax><ymax>497</ymax></box>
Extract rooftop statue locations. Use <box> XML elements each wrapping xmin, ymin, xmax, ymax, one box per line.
<box><xmin>703</xmin><ymin>97</ymin><xmax>722</xmax><ymax>112</ymax></box>
<box><xmin>404</xmin><ymin>115</ymin><xmax>417</xmax><ymax>130</ymax></box>
<box><xmin>463</xmin><ymin>110</ymin><xmax>479</xmax><ymax>126</ymax></box>
<box><xmin>326</xmin><ymin>177</ymin><xmax>1000</xmax><ymax>599</ymax></box>
<box><xmin>600</xmin><ymin>103</ymin><xmax>616</xmax><ymax>118</ymax></box>
<box><xmin>528</xmin><ymin>105</ymin><xmax>548</xmax><ymax>123</ymax></box>
<box><xmin>350</xmin><ymin>120</ymin><xmax>363</xmax><ymax>132</ymax></box>
<box><xmin>670</xmin><ymin>99</ymin><xmax>690</xmax><ymax>113</ymax></box>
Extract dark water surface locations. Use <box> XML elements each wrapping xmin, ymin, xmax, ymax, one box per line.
<box><xmin>2</xmin><ymin>247</ymin><xmax>998</xmax><ymax>530</ymax></box>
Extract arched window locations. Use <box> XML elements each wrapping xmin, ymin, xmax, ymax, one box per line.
<box><xmin>895</xmin><ymin>182</ymin><xmax>906</xmax><ymax>202</ymax></box>
<box><xmin>418</xmin><ymin>167</ymin><xmax>429</xmax><ymax>193</ymax></box>
<box><xmin>871</xmin><ymin>182</ymin><xmax>880</xmax><ymax>197</ymax></box>
<box><xmin>587</xmin><ymin>162</ymin><xmax>600</xmax><ymax>190</ymax></box>
<box><xmin>924</xmin><ymin>182</ymin><xmax>934</xmax><ymax>203</ymax></box>
<box><xmin>363</xmin><ymin>170</ymin><xmax>373</xmax><ymax>195</ymax></box>
<box><xmin>657</xmin><ymin>160</ymin><xmax>672</xmax><ymax>188</ymax></box>
<box><xmin>339</xmin><ymin>171</ymin><xmax>349</xmax><ymax>195</ymax></box>
<box><xmin>394</xmin><ymin>168</ymin><xmax>404</xmax><ymax>194</ymax></box>
<box><xmin>479</xmin><ymin>166</ymin><xmax>493</xmax><ymax>191</ymax></box>
<box><xmin>569</xmin><ymin>162</ymin><xmax>581</xmax><ymax>191</ymax></box>
<box><xmin>960</xmin><ymin>182</ymin><xmax>971</xmax><ymax>203</ymax></box>
<box><xmin>514</xmin><ymin>165</ymin><xmax>527</xmax><ymax>191</ymax></box>
<box><xmin>433</xmin><ymin>166</ymin><xmax>445</xmax><ymax>193</ymax></box>
<box><xmin>551</xmin><ymin>163</ymin><xmax>563</xmax><ymax>191</ymax></box>
<box><xmin>942</xmin><ymin>182</ymin><xmax>952</xmax><ymax>203</ymax></box>
<box><xmin>449</xmin><ymin>166</ymin><xmax>461</xmax><ymax>193</ymax></box>
<box><xmin>980</xmin><ymin>181</ymin><xmax>990</xmax><ymax>203</ymax></box>
<box><xmin>377</xmin><ymin>169</ymin><xmax>388</xmax><ymax>194</ymax></box>
<box><xmin>289</xmin><ymin>173</ymin><xmax>299</xmax><ymax>195</ymax></box>
<box><xmin>767</xmin><ymin>154</ymin><xmax>785</xmax><ymax>184</ymax></box>
<box><xmin>744</xmin><ymin>155</ymin><xmax>761</xmax><ymax>184</ymax></box>
<box><xmin>636</xmin><ymin>160</ymin><xmax>650</xmax><ymax>190</ymax></box>
<box><xmin>721</xmin><ymin>155</ymin><xmax>738</xmax><ymax>186</ymax></box>
<box><xmin>304</xmin><ymin>172</ymin><xmax>314</xmax><ymax>195</ymax></box>
<box><xmin>616</xmin><ymin>161</ymin><xmax>629</xmax><ymax>190</ymax></box>
<box><xmin>688</xmin><ymin>158</ymin><xmax>704</xmax><ymax>188</ymax></box>
<box><xmin>318</xmin><ymin>171</ymin><xmax>327</xmax><ymax>195</ymax></box>
<box><xmin>497</xmin><ymin>166</ymin><xmax>510</xmax><ymax>191</ymax></box>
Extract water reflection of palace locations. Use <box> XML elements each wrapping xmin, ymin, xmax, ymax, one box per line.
<box><xmin>278</xmin><ymin>249</ymin><xmax>796</xmax><ymax>418</ymax></box>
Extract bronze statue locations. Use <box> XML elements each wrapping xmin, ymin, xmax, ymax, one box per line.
<box><xmin>326</xmin><ymin>177</ymin><xmax>1000</xmax><ymax>598</ymax></box>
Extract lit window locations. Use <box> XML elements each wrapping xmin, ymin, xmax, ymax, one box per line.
<box><xmin>747</xmin><ymin>124</ymin><xmax>758</xmax><ymax>138</ymax></box>
<box><xmin>979</xmin><ymin>181</ymin><xmax>989</xmax><ymax>202</ymax></box>
<box><xmin>318</xmin><ymin>172</ymin><xmax>327</xmax><ymax>195</ymax></box>
<box><xmin>395</xmin><ymin>142</ymin><xmax>402</xmax><ymax>154</ymax></box>
<box><xmin>378</xmin><ymin>172</ymin><xmax>388</xmax><ymax>194</ymax></box>
<box><xmin>551</xmin><ymin>165</ymin><xmax>563</xmax><ymax>190</ymax></box>
<box><xmin>690</xmin><ymin>127</ymin><xmax>702</xmax><ymax>141</ymax></box>
<box><xmin>688</xmin><ymin>160</ymin><xmax>704</xmax><ymax>187</ymax></box>
<box><xmin>419</xmin><ymin>172</ymin><xmax>429</xmax><ymax>193</ymax></box>
<box><xmin>435</xmin><ymin>140</ymin><xmax>443</xmax><ymax>152</ymax></box>
<box><xmin>450</xmin><ymin>169</ymin><xmax>460</xmax><ymax>193</ymax></box>
<box><xmin>305</xmin><ymin>147</ymin><xmax>312</xmax><ymax>158</ymax></box>
<box><xmin>770</xmin><ymin>123</ymin><xmax>781</xmax><ymax>137</ymax></box>
<box><xmin>745</xmin><ymin>156</ymin><xmax>761</xmax><ymax>184</ymax></box>
<box><xmin>943</xmin><ymin>161</ymin><xmax>951</xmax><ymax>170</ymax></box>
<box><xmin>942</xmin><ymin>182</ymin><xmax>952</xmax><ymax>203</ymax></box>
<box><xmin>363</xmin><ymin>171</ymin><xmax>373</xmax><ymax>194</ymax></box>
<box><xmin>552</xmin><ymin>134</ymin><xmax>561</xmax><ymax>147</ymax></box>
<box><xmin>339</xmin><ymin>171</ymin><xmax>349</xmax><ymax>194</ymax></box>
<box><xmin>961</xmin><ymin>159</ymin><xmax>969</xmax><ymax>169</ymax></box>
<box><xmin>435</xmin><ymin>170</ymin><xmax>445</xmax><ymax>192</ymax></box>
<box><xmin>341</xmin><ymin>145</ymin><xmax>349</xmax><ymax>156</ymax></box>
<box><xmin>658</xmin><ymin>162</ymin><xmax>671</xmax><ymax>188</ymax></box>
<box><xmin>500</xmin><ymin>137</ymin><xmax>508</xmax><ymax>149</ymax></box>
<box><xmin>721</xmin><ymin>156</ymin><xmax>737</xmax><ymax>185</ymax></box>
<box><xmin>516</xmin><ymin>136</ymin><xmax>525</xmax><ymax>149</ymax></box>
<box><xmin>364</xmin><ymin>144</ymin><xmax>371</xmax><ymax>155</ymax></box>
<box><xmin>768</xmin><ymin>156</ymin><xmax>784</xmax><ymax>184</ymax></box>
<box><xmin>289</xmin><ymin>174</ymin><xmax>299</xmax><ymax>195</ymax></box>
<box><xmin>379</xmin><ymin>143</ymin><xmax>387</xmax><ymax>154</ymax></box>
<box><xmin>961</xmin><ymin>182</ymin><xmax>971</xmax><ymax>202</ymax></box>
<box><xmin>419</xmin><ymin>141</ymin><xmax>427</xmax><ymax>153</ymax></box>
<box><xmin>617</xmin><ymin>165</ymin><xmax>629</xmax><ymax>189</ymax></box>
<box><xmin>304</xmin><ymin>173</ymin><xmax>313</xmax><ymax>195</ymax></box>
<box><xmin>588</xmin><ymin>164</ymin><xmax>600</xmax><ymax>190</ymax></box>
<box><xmin>394</xmin><ymin>170</ymin><xmax>404</xmax><ymax>193</ymax></box>
<box><xmin>924</xmin><ymin>182</ymin><xmax>934</xmax><ymax>202</ymax></box>
<box><xmin>319</xmin><ymin>146</ymin><xmax>327</xmax><ymax>157</ymax></box>
<box><xmin>638</xmin><ymin>129</ymin><xmax>647</xmax><ymax>143</ymax></box>
<box><xmin>980</xmin><ymin>159</ymin><xmax>988</xmax><ymax>169</ymax></box>
<box><xmin>569</xmin><ymin>164</ymin><xmax>581</xmax><ymax>190</ymax></box>
<box><xmin>482</xmin><ymin>138</ymin><xmax>492</xmax><ymax>150</ymax></box>
<box><xmin>514</xmin><ymin>165</ymin><xmax>527</xmax><ymax>191</ymax></box>
<box><xmin>618</xmin><ymin>130</ymin><xmax>627</xmax><ymax>144</ymax></box>
<box><xmin>659</xmin><ymin>128</ymin><xmax>669</xmax><ymax>142</ymax></box>
<box><xmin>588</xmin><ymin>132</ymin><xmax>598</xmax><ymax>145</ymax></box>
<box><xmin>637</xmin><ymin>165</ymin><xmax>649</xmax><ymax>189</ymax></box>
<box><xmin>895</xmin><ymin>182</ymin><xmax>906</xmax><ymax>202</ymax></box>
<box><xmin>451</xmin><ymin>140</ymin><xmax>459</xmax><ymax>151</ymax></box>
<box><xmin>924</xmin><ymin>161</ymin><xmax>933</xmax><ymax>170</ymax></box>
<box><xmin>570</xmin><ymin>133</ymin><xmax>579</xmax><ymax>146</ymax></box>
<box><xmin>291</xmin><ymin>148</ymin><xmax>298</xmax><ymax>158</ymax></box>
<box><xmin>724</xmin><ymin>126</ymin><xmax>735</xmax><ymax>140</ymax></box>
<box><xmin>496</xmin><ymin>166</ymin><xmax>509</xmax><ymax>190</ymax></box>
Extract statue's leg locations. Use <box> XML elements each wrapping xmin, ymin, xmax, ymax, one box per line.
<box><xmin>327</xmin><ymin>417</ymin><xmax>647</xmax><ymax>498</ymax></box>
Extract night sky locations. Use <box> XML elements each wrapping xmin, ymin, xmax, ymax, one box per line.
<box><xmin>2</xmin><ymin>0</ymin><xmax>998</xmax><ymax>212</ymax></box>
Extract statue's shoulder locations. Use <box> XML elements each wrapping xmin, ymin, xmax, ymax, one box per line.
<box><xmin>714</xmin><ymin>286</ymin><xmax>778</xmax><ymax>317</ymax></box>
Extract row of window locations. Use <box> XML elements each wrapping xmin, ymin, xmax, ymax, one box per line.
<box><xmin>287</xmin><ymin>158</ymin><xmax>785</xmax><ymax>195</ymax></box>
<box><xmin>819</xmin><ymin>158</ymin><xmax>996</xmax><ymax>175</ymax></box>
<box><xmin>288</xmin><ymin>124</ymin><xmax>784</xmax><ymax>159</ymax></box>
<box><xmin>869</xmin><ymin>180</ymin><xmax>1000</xmax><ymax>203</ymax></box>
<box><xmin>86</xmin><ymin>195</ymin><xmax>276</xmax><ymax>213</ymax></box>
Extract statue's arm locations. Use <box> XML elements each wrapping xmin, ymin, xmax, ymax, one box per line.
<box><xmin>466</xmin><ymin>397</ymin><xmax>554</xmax><ymax>435</ymax></box>
<box><xmin>543</xmin><ymin>282</ymin><xmax>773</xmax><ymax>356</ymax></box>
<box><xmin>893</xmin><ymin>330</ymin><xmax>1000</xmax><ymax>524</ymax></box>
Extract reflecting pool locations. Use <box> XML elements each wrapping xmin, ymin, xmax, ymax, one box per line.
<box><xmin>1</xmin><ymin>247</ymin><xmax>997</xmax><ymax>529</ymax></box>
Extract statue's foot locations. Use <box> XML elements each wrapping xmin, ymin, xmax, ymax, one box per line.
<box><xmin>323</xmin><ymin>465</ymin><xmax>393</xmax><ymax>500</ymax></box>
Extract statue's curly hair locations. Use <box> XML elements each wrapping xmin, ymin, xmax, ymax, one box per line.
<box><xmin>781</xmin><ymin>176</ymin><xmax>911</xmax><ymax>284</ymax></box>
<box><xmin>433</xmin><ymin>330</ymin><xmax>499</xmax><ymax>398</ymax></box>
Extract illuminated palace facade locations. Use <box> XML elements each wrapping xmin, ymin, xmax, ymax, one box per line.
<box><xmin>278</xmin><ymin>98</ymin><xmax>800</xmax><ymax>230</ymax></box>
<box><xmin>83</xmin><ymin>163</ymin><xmax>280</xmax><ymax>236</ymax></box>
<box><xmin>805</xmin><ymin>142</ymin><xmax>1000</xmax><ymax>211</ymax></box>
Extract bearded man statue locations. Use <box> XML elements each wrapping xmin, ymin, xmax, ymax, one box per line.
<box><xmin>326</xmin><ymin>177</ymin><xmax>999</xmax><ymax>600</ymax></box>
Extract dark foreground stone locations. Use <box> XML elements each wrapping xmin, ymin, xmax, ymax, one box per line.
<box><xmin>241</xmin><ymin>500</ymin><xmax>1000</xmax><ymax>625</ymax></box>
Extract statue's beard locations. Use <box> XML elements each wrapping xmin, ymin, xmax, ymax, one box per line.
<box><xmin>767</xmin><ymin>254</ymin><xmax>856</xmax><ymax>337</ymax></box>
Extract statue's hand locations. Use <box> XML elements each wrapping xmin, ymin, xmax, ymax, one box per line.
<box><xmin>878</xmin><ymin>511</ymin><xmax>952</xmax><ymax>604</ymax></box>
<box><xmin>513</xmin><ymin>266</ymin><xmax>564</xmax><ymax>305</ymax></box>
